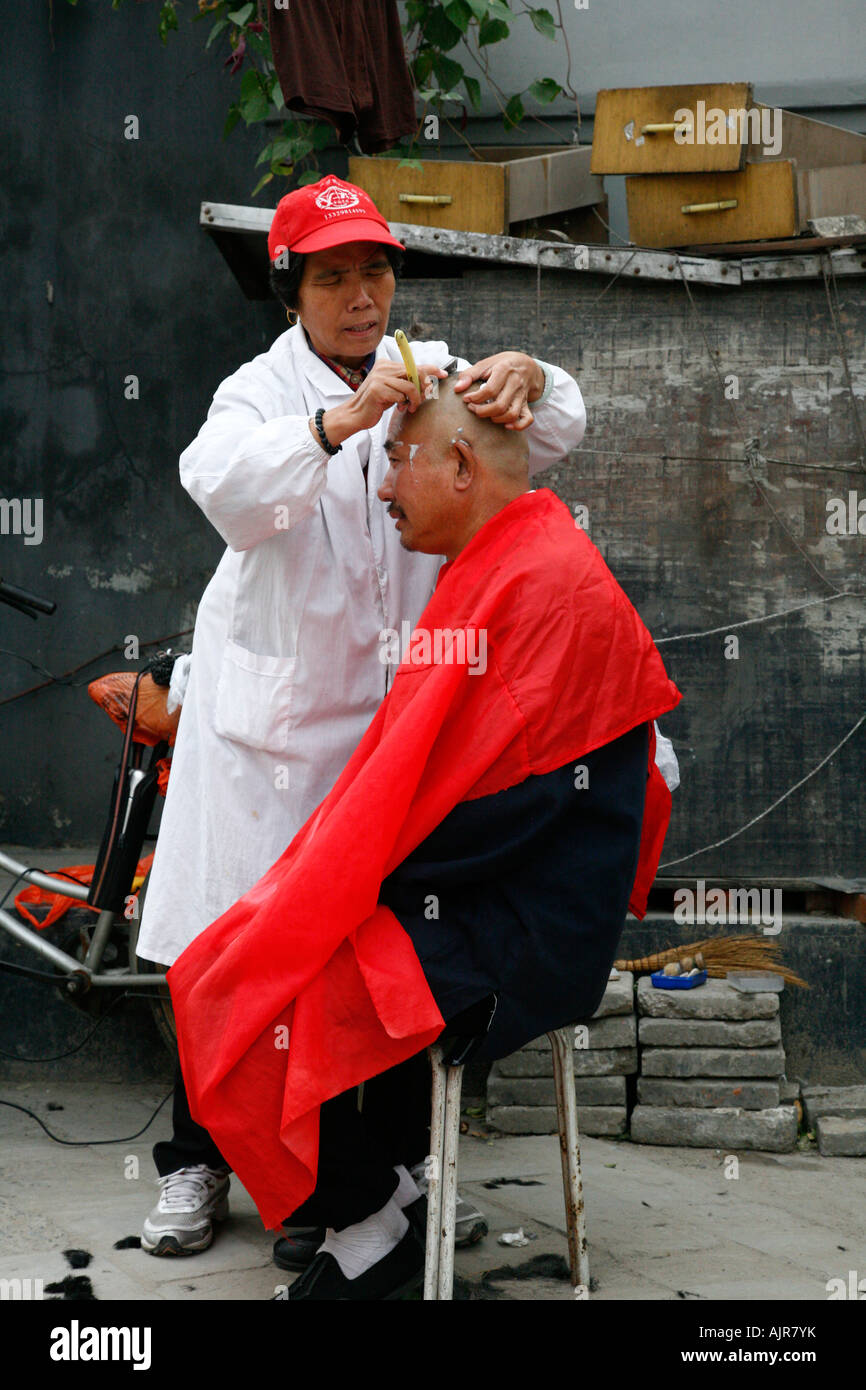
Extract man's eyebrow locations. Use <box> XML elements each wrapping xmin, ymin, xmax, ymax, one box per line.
<box><xmin>384</xmin><ymin>438</ymin><xmax>401</xmax><ymax>454</ymax></box>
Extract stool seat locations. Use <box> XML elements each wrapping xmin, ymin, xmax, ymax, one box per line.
<box><xmin>423</xmin><ymin>1026</ymin><xmax>589</xmax><ymax>1300</ymax></box>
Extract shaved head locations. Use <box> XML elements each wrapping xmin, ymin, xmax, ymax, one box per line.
<box><xmin>407</xmin><ymin>372</ymin><xmax>530</xmax><ymax>481</ymax></box>
<box><xmin>379</xmin><ymin>367</ymin><xmax>532</xmax><ymax>562</ymax></box>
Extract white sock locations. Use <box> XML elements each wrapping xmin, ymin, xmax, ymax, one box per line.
<box><xmin>320</xmin><ymin>1195</ymin><xmax>408</xmax><ymax>1280</ymax></box>
<box><xmin>393</xmin><ymin>1163</ymin><xmax>422</xmax><ymax>1208</ymax></box>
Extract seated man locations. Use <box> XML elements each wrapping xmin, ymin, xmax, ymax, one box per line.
<box><xmin>167</xmin><ymin>371</ymin><xmax>682</xmax><ymax>1300</ymax></box>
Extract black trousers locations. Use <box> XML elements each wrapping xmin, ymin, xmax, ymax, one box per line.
<box><xmin>154</xmin><ymin>1049</ymin><xmax>433</xmax><ymax>1231</ymax></box>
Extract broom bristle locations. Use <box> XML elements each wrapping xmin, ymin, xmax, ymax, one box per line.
<box><xmin>615</xmin><ymin>935</ymin><xmax>808</xmax><ymax>988</ymax></box>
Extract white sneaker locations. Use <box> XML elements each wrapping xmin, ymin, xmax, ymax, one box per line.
<box><xmin>141</xmin><ymin>1164</ymin><xmax>230</xmax><ymax>1256</ymax></box>
<box><xmin>409</xmin><ymin>1162</ymin><xmax>488</xmax><ymax>1248</ymax></box>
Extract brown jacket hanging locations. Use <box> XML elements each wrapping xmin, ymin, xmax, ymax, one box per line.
<box><xmin>268</xmin><ymin>0</ymin><xmax>418</xmax><ymax>154</ymax></box>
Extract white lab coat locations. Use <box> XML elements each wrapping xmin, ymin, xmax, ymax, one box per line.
<box><xmin>137</xmin><ymin>324</ymin><xmax>586</xmax><ymax>966</ymax></box>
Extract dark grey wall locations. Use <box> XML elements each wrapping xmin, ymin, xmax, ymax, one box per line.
<box><xmin>1</xmin><ymin>4</ymin><xmax>338</xmax><ymax>844</ymax></box>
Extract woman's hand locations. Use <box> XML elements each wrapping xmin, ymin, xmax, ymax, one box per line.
<box><xmin>314</xmin><ymin>361</ymin><xmax>448</xmax><ymax>448</ymax></box>
<box><xmin>452</xmin><ymin>352</ymin><xmax>545</xmax><ymax>431</ymax></box>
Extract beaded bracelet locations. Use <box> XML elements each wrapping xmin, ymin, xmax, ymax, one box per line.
<box><xmin>314</xmin><ymin>407</ymin><xmax>341</xmax><ymax>455</ymax></box>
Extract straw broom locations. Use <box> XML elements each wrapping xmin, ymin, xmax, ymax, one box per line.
<box><xmin>615</xmin><ymin>934</ymin><xmax>808</xmax><ymax>988</ymax></box>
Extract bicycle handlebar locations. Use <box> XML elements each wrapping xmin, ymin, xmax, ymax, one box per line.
<box><xmin>0</xmin><ymin>578</ymin><xmax>56</xmax><ymax>618</ymax></box>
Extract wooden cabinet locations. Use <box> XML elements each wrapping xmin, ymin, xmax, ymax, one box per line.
<box><xmin>594</xmin><ymin>84</ymin><xmax>866</xmax><ymax>248</ymax></box>
<box><xmin>348</xmin><ymin>146</ymin><xmax>603</xmax><ymax>236</ymax></box>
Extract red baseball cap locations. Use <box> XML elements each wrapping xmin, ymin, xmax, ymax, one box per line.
<box><xmin>268</xmin><ymin>175</ymin><xmax>405</xmax><ymax>261</ymax></box>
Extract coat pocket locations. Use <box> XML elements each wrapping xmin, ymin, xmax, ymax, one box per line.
<box><xmin>213</xmin><ymin>639</ymin><xmax>297</xmax><ymax>753</ymax></box>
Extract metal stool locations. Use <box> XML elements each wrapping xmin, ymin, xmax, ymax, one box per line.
<box><xmin>423</xmin><ymin>1027</ymin><xmax>589</xmax><ymax>1300</ymax></box>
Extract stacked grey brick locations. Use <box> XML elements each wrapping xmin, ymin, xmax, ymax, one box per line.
<box><xmin>631</xmin><ymin>977</ymin><xmax>798</xmax><ymax>1152</ymax></box>
<box><xmin>486</xmin><ymin>971</ymin><xmax>636</xmax><ymax>1137</ymax></box>
<box><xmin>802</xmin><ymin>1084</ymin><xmax>866</xmax><ymax>1156</ymax></box>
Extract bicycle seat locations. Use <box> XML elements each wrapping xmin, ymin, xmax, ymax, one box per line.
<box><xmin>88</xmin><ymin>672</ymin><xmax>181</xmax><ymax>746</ymax></box>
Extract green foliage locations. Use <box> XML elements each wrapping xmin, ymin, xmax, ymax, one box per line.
<box><xmin>68</xmin><ymin>0</ymin><xmax>574</xmax><ymax>192</ymax></box>
<box><xmin>529</xmin><ymin>6</ymin><xmax>557</xmax><ymax>39</ymax></box>
<box><xmin>422</xmin><ymin>4</ymin><xmax>463</xmax><ymax>50</ymax></box>
<box><xmin>158</xmin><ymin>1</ymin><xmax>178</xmax><ymax>45</ymax></box>
<box><xmin>433</xmin><ymin>52</ymin><xmax>465</xmax><ymax>91</ymax></box>
<box><xmin>528</xmin><ymin>77</ymin><xmax>562</xmax><ymax>104</ymax></box>
<box><xmin>412</xmin><ymin>47</ymin><xmax>436</xmax><ymax>86</ymax></box>
<box><xmin>238</xmin><ymin>68</ymin><xmax>269</xmax><ymax>124</ymax></box>
<box><xmin>444</xmin><ymin>0</ymin><xmax>473</xmax><ymax>33</ymax></box>
<box><xmin>463</xmin><ymin>75</ymin><xmax>482</xmax><ymax>112</ymax></box>
<box><xmin>503</xmin><ymin>93</ymin><xmax>525</xmax><ymax>129</ymax></box>
<box><xmin>205</xmin><ymin>17</ymin><xmax>228</xmax><ymax>49</ymax></box>
<box><xmin>478</xmin><ymin>16</ymin><xmax>509</xmax><ymax>46</ymax></box>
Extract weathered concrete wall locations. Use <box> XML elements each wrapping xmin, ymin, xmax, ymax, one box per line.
<box><xmin>391</xmin><ymin>267</ymin><xmax>866</xmax><ymax>882</ymax></box>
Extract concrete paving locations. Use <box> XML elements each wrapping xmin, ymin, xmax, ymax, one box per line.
<box><xmin>1</xmin><ymin>1079</ymin><xmax>863</xmax><ymax>1302</ymax></box>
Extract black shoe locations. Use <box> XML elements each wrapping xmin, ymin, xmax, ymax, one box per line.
<box><xmin>273</xmin><ymin>1227</ymin><xmax>326</xmax><ymax>1272</ymax></box>
<box><xmin>286</xmin><ymin>1227</ymin><xmax>424</xmax><ymax>1301</ymax></box>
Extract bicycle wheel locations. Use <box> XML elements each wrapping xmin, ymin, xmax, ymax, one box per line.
<box><xmin>128</xmin><ymin>870</ymin><xmax>177</xmax><ymax>1055</ymax></box>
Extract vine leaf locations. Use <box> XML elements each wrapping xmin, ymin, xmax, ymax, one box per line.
<box><xmin>529</xmin><ymin>6</ymin><xmax>557</xmax><ymax>40</ymax></box>
<box><xmin>478</xmin><ymin>16</ymin><xmax>509</xmax><ymax>45</ymax></box>
<box><xmin>433</xmin><ymin>52</ymin><xmax>464</xmax><ymax>89</ymax></box>
<box><xmin>251</xmin><ymin>170</ymin><xmax>274</xmax><ymax>197</ymax></box>
<box><xmin>528</xmin><ymin>77</ymin><xmax>562</xmax><ymax>104</ymax></box>
<box><xmin>503</xmin><ymin>93</ymin><xmax>524</xmax><ymax>129</ymax></box>
<box><xmin>423</xmin><ymin>4</ymin><xmax>464</xmax><ymax>50</ymax></box>
<box><xmin>464</xmin><ymin>75</ymin><xmax>482</xmax><ymax>112</ymax></box>
<box><xmin>444</xmin><ymin>0</ymin><xmax>472</xmax><ymax>32</ymax></box>
<box><xmin>206</xmin><ymin>17</ymin><xmax>228</xmax><ymax>49</ymax></box>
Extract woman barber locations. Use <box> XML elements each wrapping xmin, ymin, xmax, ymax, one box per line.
<box><xmin>136</xmin><ymin>175</ymin><xmax>587</xmax><ymax>1259</ymax></box>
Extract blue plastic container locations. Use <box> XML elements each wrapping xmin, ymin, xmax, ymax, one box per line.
<box><xmin>650</xmin><ymin>969</ymin><xmax>708</xmax><ymax>990</ymax></box>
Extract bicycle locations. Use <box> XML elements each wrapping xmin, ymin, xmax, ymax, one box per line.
<box><xmin>0</xmin><ymin>576</ymin><xmax>179</xmax><ymax>1052</ymax></box>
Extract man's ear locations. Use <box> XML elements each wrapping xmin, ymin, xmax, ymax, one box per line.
<box><xmin>452</xmin><ymin>437</ymin><xmax>478</xmax><ymax>488</ymax></box>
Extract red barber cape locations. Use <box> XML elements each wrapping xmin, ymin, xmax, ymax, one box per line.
<box><xmin>168</xmin><ymin>489</ymin><xmax>682</xmax><ymax>1229</ymax></box>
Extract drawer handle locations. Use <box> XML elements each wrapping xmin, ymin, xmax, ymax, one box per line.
<box><xmin>398</xmin><ymin>193</ymin><xmax>454</xmax><ymax>205</ymax></box>
<box><xmin>681</xmin><ymin>199</ymin><xmax>739</xmax><ymax>214</ymax></box>
<box><xmin>641</xmin><ymin>122</ymin><xmax>691</xmax><ymax>135</ymax></box>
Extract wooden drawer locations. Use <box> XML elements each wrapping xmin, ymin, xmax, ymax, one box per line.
<box><xmin>594</xmin><ymin>88</ymin><xmax>866</xmax><ymax>180</ymax></box>
<box><xmin>626</xmin><ymin>161</ymin><xmax>798</xmax><ymax>247</ymax></box>
<box><xmin>628</xmin><ymin>156</ymin><xmax>866</xmax><ymax>248</ymax></box>
<box><xmin>348</xmin><ymin>146</ymin><xmax>603</xmax><ymax>236</ymax></box>
<box><xmin>591</xmin><ymin>83</ymin><xmax>754</xmax><ymax>174</ymax></box>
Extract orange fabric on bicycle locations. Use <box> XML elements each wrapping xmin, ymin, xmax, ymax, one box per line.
<box><xmin>87</xmin><ymin>672</ymin><xmax>180</xmax><ymax>746</ymax></box>
<box><xmin>15</xmin><ymin>854</ymin><xmax>155</xmax><ymax>929</ymax></box>
<box><xmin>167</xmin><ymin>489</ymin><xmax>682</xmax><ymax>1230</ymax></box>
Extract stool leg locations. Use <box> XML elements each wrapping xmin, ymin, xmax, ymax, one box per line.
<box><xmin>437</xmin><ymin>1062</ymin><xmax>463</xmax><ymax>1301</ymax></box>
<box><xmin>549</xmin><ymin>1027</ymin><xmax>590</xmax><ymax>1294</ymax></box>
<box><xmin>424</xmin><ymin>1045</ymin><xmax>446</xmax><ymax>1301</ymax></box>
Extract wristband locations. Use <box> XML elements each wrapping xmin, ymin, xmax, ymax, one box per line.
<box><xmin>531</xmin><ymin>359</ymin><xmax>555</xmax><ymax>406</ymax></box>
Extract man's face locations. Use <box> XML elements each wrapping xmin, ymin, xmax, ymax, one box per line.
<box><xmin>295</xmin><ymin>241</ymin><xmax>395</xmax><ymax>366</ymax></box>
<box><xmin>378</xmin><ymin>417</ymin><xmax>461</xmax><ymax>557</ymax></box>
